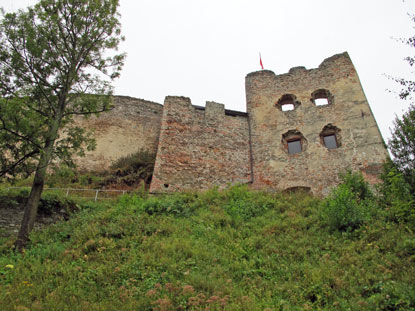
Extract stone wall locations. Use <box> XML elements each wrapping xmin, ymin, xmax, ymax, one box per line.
<box><xmin>245</xmin><ymin>52</ymin><xmax>388</xmax><ymax>195</ymax></box>
<box><xmin>73</xmin><ymin>96</ymin><xmax>163</xmax><ymax>171</ymax></box>
<box><xmin>70</xmin><ymin>52</ymin><xmax>387</xmax><ymax>195</ymax></box>
<box><xmin>150</xmin><ymin>96</ymin><xmax>251</xmax><ymax>193</ymax></box>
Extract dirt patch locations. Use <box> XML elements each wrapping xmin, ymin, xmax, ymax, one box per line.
<box><xmin>0</xmin><ymin>206</ymin><xmax>69</xmax><ymax>237</ymax></box>
<box><xmin>0</xmin><ymin>194</ymin><xmax>77</xmax><ymax>238</ymax></box>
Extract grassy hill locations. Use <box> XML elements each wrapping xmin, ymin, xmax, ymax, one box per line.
<box><xmin>0</xmin><ymin>185</ymin><xmax>414</xmax><ymax>310</ymax></box>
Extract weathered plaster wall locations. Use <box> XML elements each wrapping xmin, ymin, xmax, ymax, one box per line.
<box><xmin>245</xmin><ymin>52</ymin><xmax>388</xmax><ymax>195</ymax></box>
<box><xmin>150</xmin><ymin>96</ymin><xmax>251</xmax><ymax>193</ymax></box>
<box><xmin>73</xmin><ymin>96</ymin><xmax>163</xmax><ymax>171</ymax></box>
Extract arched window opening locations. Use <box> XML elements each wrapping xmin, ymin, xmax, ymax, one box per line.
<box><xmin>282</xmin><ymin>103</ymin><xmax>295</xmax><ymax>111</ymax></box>
<box><xmin>315</xmin><ymin>98</ymin><xmax>329</xmax><ymax>106</ymax></box>
<box><xmin>284</xmin><ymin>186</ymin><xmax>311</xmax><ymax>194</ymax></box>
<box><xmin>311</xmin><ymin>89</ymin><xmax>333</xmax><ymax>106</ymax></box>
<box><xmin>282</xmin><ymin>130</ymin><xmax>307</xmax><ymax>154</ymax></box>
<box><xmin>277</xmin><ymin>94</ymin><xmax>300</xmax><ymax>111</ymax></box>
<box><xmin>320</xmin><ymin>124</ymin><xmax>341</xmax><ymax>149</ymax></box>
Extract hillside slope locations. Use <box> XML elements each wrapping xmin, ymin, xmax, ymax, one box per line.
<box><xmin>0</xmin><ymin>187</ymin><xmax>414</xmax><ymax>310</ymax></box>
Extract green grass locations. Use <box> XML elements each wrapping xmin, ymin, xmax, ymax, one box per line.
<box><xmin>0</xmin><ymin>186</ymin><xmax>414</xmax><ymax>310</ymax></box>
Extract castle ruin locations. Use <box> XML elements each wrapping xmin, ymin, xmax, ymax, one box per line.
<box><xmin>76</xmin><ymin>52</ymin><xmax>388</xmax><ymax>195</ymax></box>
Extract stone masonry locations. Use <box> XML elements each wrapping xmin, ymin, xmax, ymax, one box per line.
<box><xmin>149</xmin><ymin>97</ymin><xmax>251</xmax><ymax>193</ymax></box>
<box><xmin>76</xmin><ymin>52</ymin><xmax>388</xmax><ymax>195</ymax></box>
<box><xmin>73</xmin><ymin>96</ymin><xmax>163</xmax><ymax>171</ymax></box>
<box><xmin>245</xmin><ymin>52</ymin><xmax>388</xmax><ymax>195</ymax></box>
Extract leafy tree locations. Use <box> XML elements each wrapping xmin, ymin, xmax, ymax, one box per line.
<box><xmin>376</xmin><ymin>13</ymin><xmax>415</xmax><ymax>226</ymax></box>
<box><xmin>377</xmin><ymin>12</ymin><xmax>415</xmax><ymax>228</ymax></box>
<box><xmin>393</xmin><ymin>14</ymin><xmax>415</xmax><ymax>103</ymax></box>
<box><xmin>388</xmin><ymin>105</ymin><xmax>415</xmax><ymax>190</ymax></box>
<box><xmin>0</xmin><ymin>0</ymin><xmax>125</xmax><ymax>250</ymax></box>
<box><xmin>388</xmin><ymin>13</ymin><xmax>415</xmax><ymax>191</ymax></box>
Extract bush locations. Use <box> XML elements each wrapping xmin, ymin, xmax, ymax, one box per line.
<box><xmin>380</xmin><ymin>160</ymin><xmax>415</xmax><ymax>227</ymax></box>
<box><xmin>45</xmin><ymin>166</ymin><xmax>77</xmax><ymax>187</ymax></box>
<box><xmin>0</xmin><ymin>188</ymin><xmax>80</xmax><ymax>217</ymax></box>
<box><xmin>0</xmin><ymin>188</ymin><xmax>30</xmax><ymax>209</ymax></box>
<box><xmin>340</xmin><ymin>169</ymin><xmax>373</xmax><ymax>201</ymax></box>
<box><xmin>104</xmin><ymin>149</ymin><xmax>156</xmax><ymax>188</ymax></box>
<box><xmin>321</xmin><ymin>171</ymin><xmax>373</xmax><ymax>232</ymax></box>
<box><xmin>321</xmin><ymin>184</ymin><xmax>369</xmax><ymax>232</ymax></box>
<box><xmin>110</xmin><ymin>149</ymin><xmax>156</xmax><ymax>171</ymax></box>
<box><xmin>78</xmin><ymin>173</ymin><xmax>103</xmax><ymax>187</ymax></box>
<box><xmin>386</xmin><ymin>199</ymin><xmax>415</xmax><ymax>228</ymax></box>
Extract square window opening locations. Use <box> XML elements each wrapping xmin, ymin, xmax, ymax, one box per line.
<box><xmin>323</xmin><ymin>135</ymin><xmax>338</xmax><ymax>149</ymax></box>
<box><xmin>288</xmin><ymin>139</ymin><xmax>302</xmax><ymax>154</ymax></box>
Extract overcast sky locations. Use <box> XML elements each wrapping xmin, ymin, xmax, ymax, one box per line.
<box><xmin>2</xmin><ymin>0</ymin><xmax>415</xmax><ymax>141</ymax></box>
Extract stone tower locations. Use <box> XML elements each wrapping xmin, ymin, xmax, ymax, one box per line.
<box><xmin>245</xmin><ymin>52</ymin><xmax>388</xmax><ymax>195</ymax></box>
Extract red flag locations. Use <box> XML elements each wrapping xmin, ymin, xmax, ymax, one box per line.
<box><xmin>259</xmin><ymin>53</ymin><xmax>264</xmax><ymax>70</ymax></box>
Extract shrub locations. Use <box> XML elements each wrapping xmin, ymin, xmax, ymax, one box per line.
<box><xmin>45</xmin><ymin>166</ymin><xmax>77</xmax><ymax>187</ymax></box>
<box><xmin>379</xmin><ymin>160</ymin><xmax>415</xmax><ymax>227</ymax></box>
<box><xmin>110</xmin><ymin>149</ymin><xmax>156</xmax><ymax>171</ymax></box>
<box><xmin>105</xmin><ymin>149</ymin><xmax>156</xmax><ymax>188</ymax></box>
<box><xmin>387</xmin><ymin>200</ymin><xmax>415</xmax><ymax>228</ymax></box>
<box><xmin>78</xmin><ymin>173</ymin><xmax>103</xmax><ymax>187</ymax></box>
<box><xmin>321</xmin><ymin>171</ymin><xmax>374</xmax><ymax>232</ymax></box>
<box><xmin>340</xmin><ymin>170</ymin><xmax>373</xmax><ymax>201</ymax></box>
<box><xmin>380</xmin><ymin>161</ymin><xmax>412</xmax><ymax>201</ymax></box>
<box><xmin>0</xmin><ymin>188</ymin><xmax>30</xmax><ymax>209</ymax></box>
<box><xmin>38</xmin><ymin>193</ymin><xmax>80</xmax><ymax>215</ymax></box>
<box><xmin>321</xmin><ymin>184</ymin><xmax>369</xmax><ymax>232</ymax></box>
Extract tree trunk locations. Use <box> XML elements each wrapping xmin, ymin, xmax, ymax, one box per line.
<box><xmin>14</xmin><ymin>149</ymin><xmax>52</xmax><ymax>251</ymax></box>
<box><xmin>15</xmin><ymin>102</ymin><xmax>65</xmax><ymax>251</ymax></box>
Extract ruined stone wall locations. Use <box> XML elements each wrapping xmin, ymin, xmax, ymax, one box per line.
<box><xmin>245</xmin><ymin>52</ymin><xmax>388</xmax><ymax>195</ymax></box>
<box><xmin>150</xmin><ymin>96</ymin><xmax>251</xmax><ymax>193</ymax></box>
<box><xmin>73</xmin><ymin>96</ymin><xmax>163</xmax><ymax>171</ymax></box>
<box><xmin>70</xmin><ymin>52</ymin><xmax>387</xmax><ymax>195</ymax></box>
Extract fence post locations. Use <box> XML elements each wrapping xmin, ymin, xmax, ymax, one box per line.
<box><xmin>95</xmin><ymin>190</ymin><xmax>99</xmax><ymax>202</ymax></box>
<box><xmin>66</xmin><ymin>189</ymin><xmax>70</xmax><ymax>197</ymax></box>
